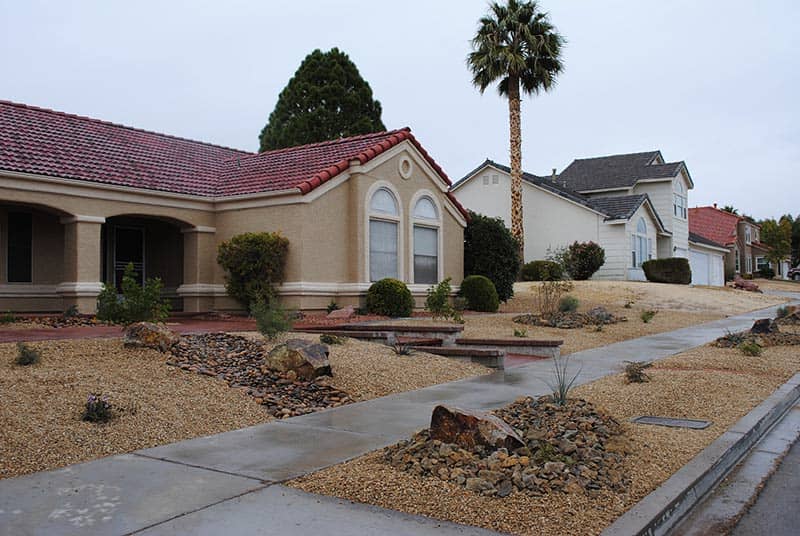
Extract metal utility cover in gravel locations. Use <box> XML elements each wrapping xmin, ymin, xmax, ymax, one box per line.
<box><xmin>631</xmin><ymin>416</ymin><xmax>712</xmax><ymax>429</ymax></box>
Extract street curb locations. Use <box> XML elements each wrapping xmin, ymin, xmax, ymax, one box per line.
<box><xmin>601</xmin><ymin>372</ymin><xmax>800</xmax><ymax>536</ymax></box>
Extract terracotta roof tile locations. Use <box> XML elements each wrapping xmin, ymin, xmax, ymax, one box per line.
<box><xmin>0</xmin><ymin>100</ymin><xmax>467</xmax><ymax>217</ymax></box>
<box><xmin>689</xmin><ymin>206</ymin><xmax>740</xmax><ymax>246</ymax></box>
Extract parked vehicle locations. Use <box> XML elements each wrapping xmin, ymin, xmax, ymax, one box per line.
<box><xmin>789</xmin><ymin>265</ymin><xmax>800</xmax><ymax>281</ymax></box>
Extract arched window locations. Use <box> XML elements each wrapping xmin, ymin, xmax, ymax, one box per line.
<box><xmin>412</xmin><ymin>195</ymin><xmax>440</xmax><ymax>284</ymax></box>
<box><xmin>368</xmin><ymin>188</ymin><xmax>400</xmax><ymax>281</ymax></box>
<box><xmin>632</xmin><ymin>218</ymin><xmax>650</xmax><ymax>268</ymax></box>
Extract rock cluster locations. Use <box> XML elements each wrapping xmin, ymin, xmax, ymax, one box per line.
<box><xmin>20</xmin><ymin>314</ymin><xmax>112</xmax><ymax>328</ymax></box>
<box><xmin>715</xmin><ymin>322</ymin><xmax>800</xmax><ymax>348</ymax></box>
<box><xmin>513</xmin><ymin>307</ymin><xmax>626</xmax><ymax>329</ymax></box>
<box><xmin>383</xmin><ymin>396</ymin><xmax>629</xmax><ymax>498</ymax></box>
<box><xmin>167</xmin><ymin>333</ymin><xmax>352</xmax><ymax>418</ymax></box>
<box><xmin>124</xmin><ymin>322</ymin><xmax>178</xmax><ymax>352</ymax></box>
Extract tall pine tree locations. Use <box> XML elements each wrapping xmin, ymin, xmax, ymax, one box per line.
<box><xmin>259</xmin><ymin>48</ymin><xmax>386</xmax><ymax>151</ymax></box>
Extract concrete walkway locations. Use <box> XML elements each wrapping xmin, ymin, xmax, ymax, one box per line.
<box><xmin>0</xmin><ymin>301</ymin><xmax>794</xmax><ymax>536</ymax></box>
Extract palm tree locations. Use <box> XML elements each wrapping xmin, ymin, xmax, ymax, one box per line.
<box><xmin>468</xmin><ymin>0</ymin><xmax>564</xmax><ymax>260</ymax></box>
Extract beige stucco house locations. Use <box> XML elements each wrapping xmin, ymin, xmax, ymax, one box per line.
<box><xmin>0</xmin><ymin>101</ymin><xmax>468</xmax><ymax>313</ymax></box>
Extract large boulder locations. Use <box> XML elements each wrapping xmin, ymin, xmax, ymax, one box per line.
<box><xmin>326</xmin><ymin>305</ymin><xmax>356</xmax><ymax>320</ymax></box>
<box><xmin>751</xmin><ymin>318</ymin><xmax>779</xmax><ymax>334</ymax></box>
<box><xmin>429</xmin><ymin>405</ymin><xmax>524</xmax><ymax>451</ymax></box>
<box><xmin>266</xmin><ymin>339</ymin><xmax>331</xmax><ymax>379</ymax></box>
<box><xmin>732</xmin><ymin>276</ymin><xmax>762</xmax><ymax>293</ymax></box>
<box><xmin>123</xmin><ymin>322</ymin><xmax>178</xmax><ymax>352</ymax></box>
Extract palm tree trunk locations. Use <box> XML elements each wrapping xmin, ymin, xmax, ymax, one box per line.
<box><xmin>507</xmin><ymin>75</ymin><xmax>524</xmax><ymax>261</ymax></box>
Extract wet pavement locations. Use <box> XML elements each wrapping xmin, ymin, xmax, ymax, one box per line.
<box><xmin>0</xmin><ymin>300</ymin><xmax>794</xmax><ymax>536</ymax></box>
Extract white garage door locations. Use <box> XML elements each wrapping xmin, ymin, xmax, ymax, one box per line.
<box><xmin>690</xmin><ymin>248</ymin><xmax>724</xmax><ymax>286</ymax></box>
<box><xmin>690</xmin><ymin>250</ymin><xmax>710</xmax><ymax>286</ymax></box>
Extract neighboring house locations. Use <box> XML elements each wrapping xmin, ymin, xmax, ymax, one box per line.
<box><xmin>689</xmin><ymin>205</ymin><xmax>785</xmax><ymax>279</ymax></box>
<box><xmin>0</xmin><ymin>100</ymin><xmax>468</xmax><ymax>313</ymax></box>
<box><xmin>688</xmin><ymin>232</ymin><xmax>728</xmax><ymax>286</ymax></box>
<box><xmin>452</xmin><ymin>151</ymin><xmax>698</xmax><ymax>282</ymax></box>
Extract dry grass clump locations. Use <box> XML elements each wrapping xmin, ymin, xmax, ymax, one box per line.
<box><xmin>290</xmin><ymin>343</ymin><xmax>800</xmax><ymax>536</ymax></box>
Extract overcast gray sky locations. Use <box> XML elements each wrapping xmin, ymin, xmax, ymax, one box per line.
<box><xmin>1</xmin><ymin>0</ymin><xmax>798</xmax><ymax>220</ymax></box>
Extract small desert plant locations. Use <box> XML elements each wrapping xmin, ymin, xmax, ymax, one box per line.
<box><xmin>82</xmin><ymin>393</ymin><xmax>113</xmax><ymax>423</ymax></box>
<box><xmin>366</xmin><ymin>278</ymin><xmax>414</xmax><ymax>318</ymax></box>
<box><xmin>320</xmin><ymin>333</ymin><xmax>345</xmax><ymax>345</ymax></box>
<box><xmin>63</xmin><ymin>304</ymin><xmax>80</xmax><ymax>318</ymax></box>
<box><xmin>534</xmin><ymin>279</ymin><xmax>574</xmax><ymax>316</ymax></box>
<box><xmin>776</xmin><ymin>306</ymin><xmax>791</xmax><ymax>319</ymax></box>
<box><xmin>640</xmin><ymin>310</ymin><xmax>658</xmax><ymax>323</ymax></box>
<box><xmin>460</xmin><ymin>275</ymin><xmax>500</xmax><ymax>312</ymax></box>
<box><xmin>545</xmin><ymin>354</ymin><xmax>582</xmax><ymax>406</ymax></box>
<box><xmin>425</xmin><ymin>278</ymin><xmax>454</xmax><ymax>320</ymax></box>
<box><xmin>558</xmin><ymin>295</ymin><xmax>579</xmax><ymax>313</ymax></box>
<box><xmin>738</xmin><ymin>341</ymin><xmax>763</xmax><ymax>356</ymax></box>
<box><xmin>513</xmin><ymin>327</ymin><xmax>528</xmax><ymax>338</ymax></box>
<box><xmin>720</xmin><ymin>329</ymin><xmax>747</xmax><ymax>346</ymax></box>
<box><xmin>594</xmin><ymin>322</ymin><xmax>605</xmax><ymax>332</ymax></box>
<box><xmin>389</xmin><ymin>343</ymin><xmax>414</xmax><ymax>356</ymax></box>
<box><xmin>326</xmin><ymin>300</ymin><xmax>341</xmax><ymax>314</ymax></box>
<box><xmin>623</xmin><ymin>300</ymin><xmax>634</xmax><ymax>309</ymax></box>
<box><xmin>251</xmin><ymin>299</ymin><xmax>291</xmax><ymax>341</ymax></box>
<box><xmin>96</xmin><ymin>263</ymin><xmax>170</xmax><ymax>325</ymax></box>
<box><xmin>624</xmin><ymin>361</ymin><xmax>652</xmax><ymax>383</ymax></box>
<box><xmin>15</xmin><ymin>342</ymin><xmax>40</xmax><ymax>366</ymax></box>
<box><xmin>451</xmin><ymin>297</ymin><xmax>467</xmax><ymax>324</ymax></box>
<box><xmin>0</xmin><ymin>311</ymin><xmax>16</xmax><ymax>324</ymax></box>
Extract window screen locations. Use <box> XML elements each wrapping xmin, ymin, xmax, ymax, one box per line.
<box><xmin>7</xmin><ymin>212</ymin><xmax>33</xmax><ymax>282</ymax></box>
<box><xmin>414</xmin><ymin>226</ymin><xmax>438</xmax><ymax>284</ymax></box>
<box><xmin>369</xmin><ymin>220</ymin><xmax>398</xmax><ymax>281</ymax></box>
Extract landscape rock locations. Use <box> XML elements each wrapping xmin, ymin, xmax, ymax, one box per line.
<box><xmin>123</xmin><ymin>322</ymin><xmax>178</xmax><ymax>352</ymax></box>
<box><xmin>750</xmin><ymin>318</ymin><xmax>779</xmax><ymax>334</ymax></box>
<box><xmin>429</xmin><ymin>405</ymin><xmax>524</xmax><ymax>451</ymax></box>
<box><xmin>732</xmin><ymin>275</ymin><xmax>762</xmax><ymax>292</ymax></box>
<box><xmin>326</xmin><ymin>305</ymin><xmax>356</xmax><ymax>320</ymax></box>
<box><xmin>266</xmin><ymin>339</ymin><xmax>331</xmax><ymax>379</ymax></box>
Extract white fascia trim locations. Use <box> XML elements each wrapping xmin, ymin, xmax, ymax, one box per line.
<box><xmin>689</xmin><ymin>241</ymin><xmax>730</xmax><ymax>254</ymax></box>
<box><xmin>56</xmin><ymin>282</ymin><xmax>104</xmax><ymax>296</ymax></box>
<box><xmin>0</xmin><ymin>284</ymin><xmax>59</xmax><ymax>298</ymax></box>
<box><xmin>59</xmin><ymin>215</ymin><xmax>107</xmax><ymax>224</ymax></box>
<box><xmin>602</xmin><ymin>219</ymin><xmax>628</xmax><ymax>225</ymax></box>
<box><xmin>635</xmin><ymin>178</ymin><xmax>675</xmax><ymax>184</ymax></box>
<box><xmin>181</xmin><ymin>226</ymin><xmax>217</xmax><ymax>234</ymax></box>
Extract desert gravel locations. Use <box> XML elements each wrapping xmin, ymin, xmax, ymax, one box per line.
<box><xmin>290</xmin><ymin>342</ymin><xmax>800</xmax><ymax>536</ymax></box>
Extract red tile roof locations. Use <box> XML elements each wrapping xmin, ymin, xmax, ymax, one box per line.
<box><xmin>688</xmin><ymin>206</ymin><xmax>740</xmax><ymax>246</ymax></box>
<box><xmin>0</xmin><ymin>100</ymin><xmax>467</xmax><ymax>217</ymax></box>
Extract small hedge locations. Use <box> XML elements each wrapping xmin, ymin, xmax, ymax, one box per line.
<box><xmin>460</xmin><ymin>275</ymin><xmax>499</xmax><ymax>312</ymax></box>
<box><xmin>563</xmin><ymin>241</ymin><xmax>605</xmax><ymax>280</ymax></box>
<box><xmin>464</xmin><ymin>211</ymin><xmax>520</xmax><ymax>302</ymax></box>
<box><xmin>757</xmin><ymin>267</ymin><xmax>775</xmax><ymax>279</ymax></box>
<box><xmin>217</xmin><ymin>232</ymin><xmax>289</xmax><ymax>310</ymax></box>
<box><xmin>521</xmin><ymin>260</ymin><xmax>564</xmax><ymax>281</ymax></box>
<box><xmin>641</xmin><ymin>258</ymin><xmax>692</xmax><ymax>285</ymax></box>
<box><xmin>366</xmin><ymin>278</ymin><xmax>414</xmax><ymax>317</ymax></box>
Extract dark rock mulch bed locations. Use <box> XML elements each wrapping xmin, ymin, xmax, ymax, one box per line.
<box><xmin>383</xmin><ymin>396</ymin><xmax>629</xmax><ymax>498</ymax></box>
<box><xmin>513</xmin><ymin>307</ymin><xmax>627</xmax><ymax>329</ymax></box>
<box><xmin>167</xmin><ymin>333</ymin><xmax>353</xmax><ymax>419</ymax></box>
<box><xmin>4</xmin><ymin>314</ymin><xmax>114</xmax><ymax>328</ymax></box>
<box><xmin>715</xmin><ymin>330</ymin><xmax>800</xmax><ymax>348</ymax></box>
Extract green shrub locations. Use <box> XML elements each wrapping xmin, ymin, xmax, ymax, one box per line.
<box><xmin>96</xmin><ymin>263</ymin><xmax>170</xmax><ymax>325</ymax></box>
<box><xmin>366</xmin><ymin>278</ymin><xmax>414</xmax><ymax>317</ymax></box>
<box><xmin>15</xmin><ymin>342</ymin><xmax>40</xmax><ymax>366</ymax></box>
<box><xmin>776</xmin><ymin>306</ymin><xmax>791</xmax><ymax>319</ymax></box>
<box><xmin>0</xmin><ymin>311</ymin><xmax>16</xmax><ymax>324</ymax></box>
<box><xmin>513</xmin><ymin>327</ymin><xmax>528</xmax><ymax>338</ymax></box>
<box><xmin>217</xmin><ymin>232</ymin><xmax>290</xmax><ymax>310</ymax></box>
<box><xmin>758</xmin><ymin>267</ymin><xmax>775</xmax><ymax>279</ymax></box>
<box><xmin>742</xmin><ymin>273</ymin><xmax>754</xmax><ymax>280</ymax></box>
<box><xmin>521</xmin><ymin>260</ymin><xmax>564</xmax><ymax>281</ymax></box>
<box><xmin>738</xmin><ymin>341</ymin><xmax>762</xmax><ymax>356</ymax></box>
<box><xmin>320</xmin><ymin>333</ymin><xmax>345</xmax><ymax>345</ymax></box>
<box><xmin>389</xmin><ymin>343</ymin><xmax>414</xmax><ymax>356</ymax></box>
<box><xmin>460</xmin><ymin>275</ymin><xmax>499</xmax><ymax>312</ymax></box>
<box><xmin>425</xmin><ymin>278</ymin><xmax>453</xmax><ymax>319</ymax></box>
<box><xmin>463</xmin><ymin>211</ymin><xmax>520</xmax><ymax>302</ymax></box>
<box><xmin>561</xmin><ymin>241</ymin><xmax>605</xmax><ymax>280</ymax></box>
<box><xmin>624</xmin><ymin>361</ymin><xmax>652</xmax><ymax>383</ymax></box>
<box><xmin>326</xmin><ymin>300</ymin><xmax>340</xmax><ymax>314</ymax></box>
<box><xmin>641</xmin><ymin>258</ymin><xmax>692</xmax><ymax>285</ymax></box>
<box><xmin>82</xmin><ymin>393</ymin><xmax>113</xmax><ymax>423</ymax></box>
<box><xmin>640</xmin><ymin>309</ymin><xmax>658</xmax><ymax>323</ymax></box>
<box><xmin>251</xmin><ymin>299</ymin><xmax>291</xmax><ymax>340</ymax></box>
<box><xmin>63</xmin><ymin>304</ymin><xmax>79</xmax><ymax>318</ymax></box>
<box><xmin>558</xmin><ymin>295</ymin><xmax>580</xmax><ymax>313</ymax></box>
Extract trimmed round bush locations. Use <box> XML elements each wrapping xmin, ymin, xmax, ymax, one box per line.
<box><xmin>558</xmin><ymin>295</ymin><xmax>580</xmax><ymax>313</ymax></box>
<box><xmin>366</xmin><ymin>278</ymin><xmax>414</xmax><ymax>317</ymax></box>
<box><xmin>641</xmin><ymin>258</ymin><xmax>692</xmax><ymax>285</ymax></box>
<box><xmin>563</xmin><ymin>241</ymin><xmax>605</xmax><ymax>280</ymax></box>
<box><xmin>521</xmin><ymin>260</ymin><xmax>564</xmax><ymax>281</ymax></box>
<box><xmin>460</xmin><ymin>275</ymin><xmax>499</xmax><ymax>312</ymax></box>
<box><xmin>464</xmin><ymin>212</ymin><xmax>520</xmax><ymax>302</ymax></box>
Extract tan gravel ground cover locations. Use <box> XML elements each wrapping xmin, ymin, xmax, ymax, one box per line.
<box><xmin>290</xmin><ymin>328</ymin><xmax>800</xmax><ymax>536</ymax></box>
<box><xmin>387</xmin><ymin>281</ymin><xmax>787</xmax><ymax>355</ymax></box>
<box><xmin>1</xmin><ymin>333</ymin><xmax>488</xmax><ymax>480</ymax></box>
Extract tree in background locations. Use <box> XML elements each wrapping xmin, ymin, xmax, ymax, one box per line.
<box><xmin>259</xmin><ymin>48</ymin><xmax>385</xmax><ymax>151</ymax></box>
<box><xmin>790</xmin><ymin>214</ymin><xmax>800</xmax><ymax>267</ymax></box>
<box><xmin>760</xmin><ymin>217</ymin><xmax>793</xmax><ymax>269</ymax></box>
<box><xmin>468</xmin><ymin>0</ymin><xmax>564</xmax><ymax>260</ymax></box>
<box><xmin>721</xmin><ymin>205</ymin><xmax>756</xmax><ymax>223</ymax></box>
<box><xmin>464</xmin><ymin>211</ymin><xmax>521</xmax><ymax>302</ymax></box>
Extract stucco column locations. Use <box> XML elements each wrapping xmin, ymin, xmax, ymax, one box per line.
<box><xmin>58</xmin><ymin>216</ymin><xmax>105</xmax><ymax>313</ymax></box>
<box><xmin>177</xmin><ymin>226</ymin><xmax>217</xmax><ymax>313</ymax></box>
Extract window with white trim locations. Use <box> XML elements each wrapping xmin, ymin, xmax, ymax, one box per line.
<box><xmin>631</xmin><ymin>218</ymin><xmax>649</xmax><ymax>268</ymax></box>
<box><xmin>673</xmin><ymin>181</ymin><xmax>687</xmax><ymax>219</ymax></box>
<box><xmin>745</xmin><ymin>255</ymin><xmax>752</xmax><ymax>274</ymax></box>
<box><xmin>744</xmin><ymin>226</ymin><xmax>752</xmax><ymax>244</ymax></box>
<box><xmin>412</xmin><ymin>196</ymin><xmax>439</xmax><ymax>284</ymax></box>
<box><xmin>369</xmin><ymin>188</ymin><xmax>400</xmax><ymax>281</ymax></box>
<box><xmin>756</xmin><ymin>256</ymin><xmax>769</xmax><ymax>271</ymax></box>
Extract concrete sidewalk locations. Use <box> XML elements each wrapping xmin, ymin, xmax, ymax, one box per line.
<box><xmin>0</xmin><ymin>300</ymin><xmax>793</xmax><ymax>536</ymax></box>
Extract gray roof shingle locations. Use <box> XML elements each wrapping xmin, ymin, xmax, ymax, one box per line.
<box><xmin>557</xmin><ymin>151</ymin><xmax>688</xmax><ymax>192</ymax></box>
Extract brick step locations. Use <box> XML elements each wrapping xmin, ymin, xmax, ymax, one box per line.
<box><xmin>410</xmin><ymin>345</ymin><xmax>504</xmax><ymax>369</ymax></box>
<box><xmin>456</xmin><ymin>338</ymin><xmax>563</xmax><ymax>347</ymax></box>
<box><xmin>338</xmin><ymin>324</ymin><xmax>464</xmax><ymax>334</ymax></box>
<box><xmin>396</xmin><ymin>337</ymin><xmax>443</xmax><ymax>346</ymax></box>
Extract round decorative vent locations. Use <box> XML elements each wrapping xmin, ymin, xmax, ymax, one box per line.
<box><xmin>399</xmin><ymin>156</ymin><xmax>413</xmax><ymax>179</ymax></box>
